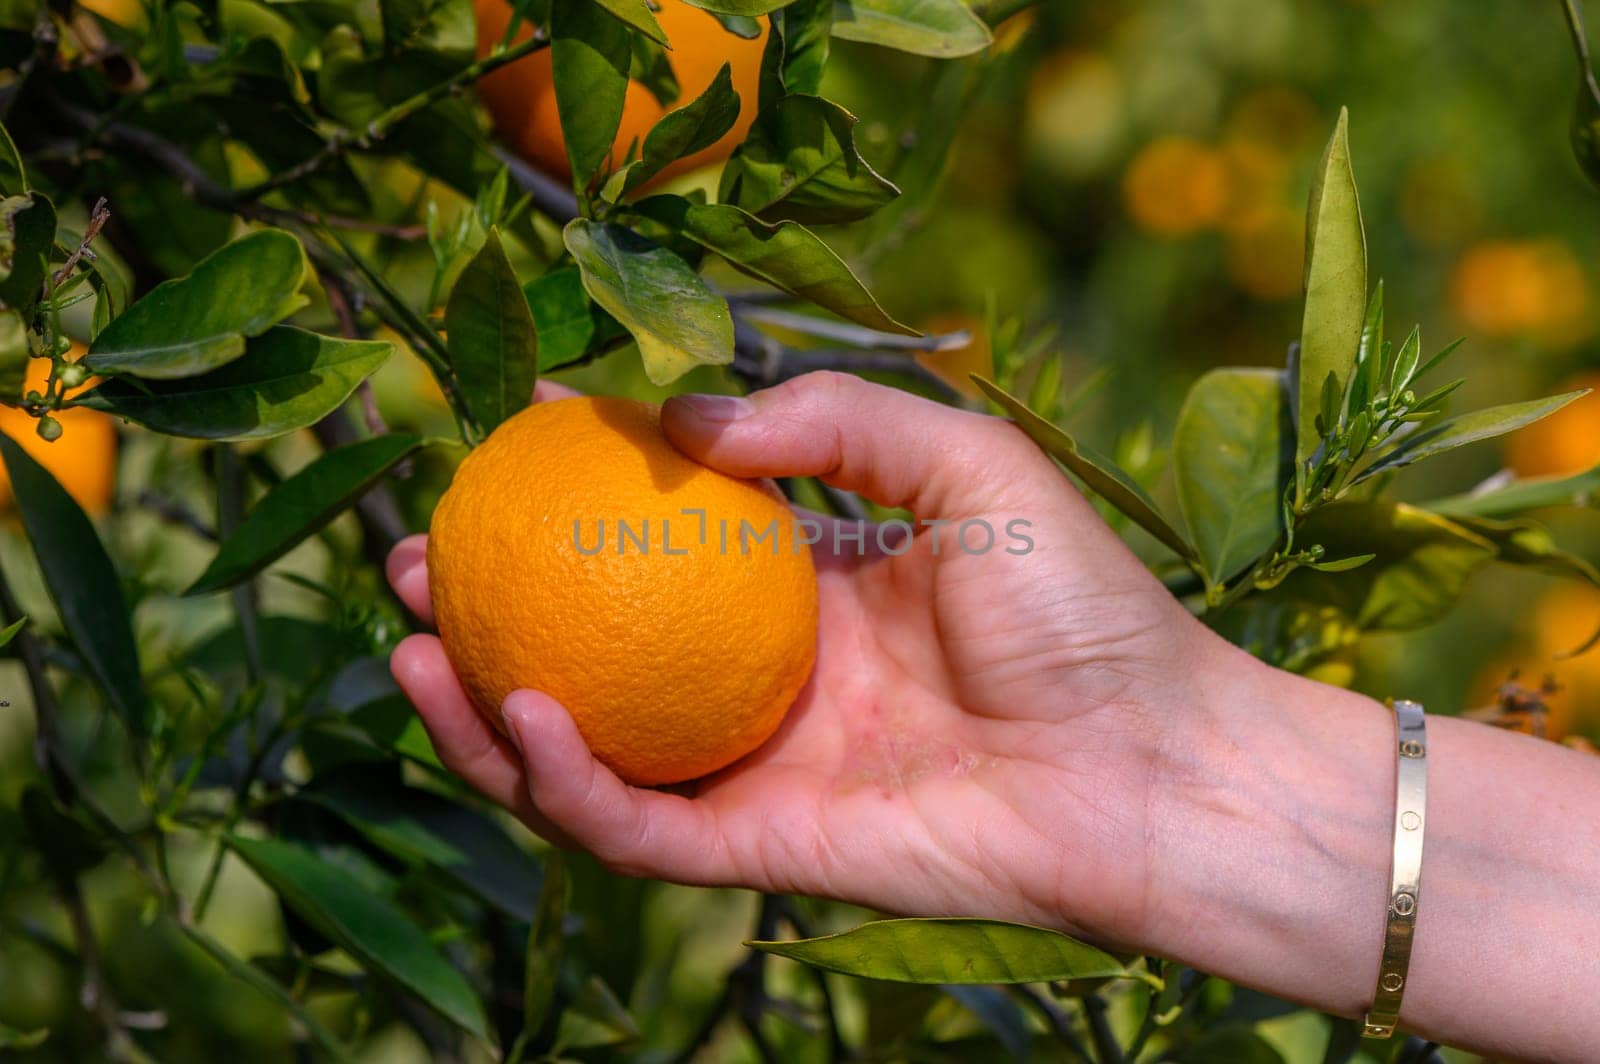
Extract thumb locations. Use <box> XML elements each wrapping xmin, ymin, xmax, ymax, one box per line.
<box><xmin>661</xmin><ymin>371</ymin><xmax>1046</xmax><ymax>518</ymax></box>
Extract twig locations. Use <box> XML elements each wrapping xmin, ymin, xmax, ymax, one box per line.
<box><xmin>239</xmin><ymin>34</ymin><xmax>550</xmax><ymax>202</ymax></box>
<box><xmin>135</xmin><ymin>490</ymin><xmax>217</xmax><ymax>541</ymax></box>
<box><xmin>493</xmin><ymin>144</ymin><xmax>582</xmax><ymax>223</ymax></box>
<box><xmin>735</xmin><ymin>305</ymin><xmax>970</xmax><ymax>353</ymax></box>
<box><xmin>1013</xmin><ymin>984</ymin><xmax>1093</xmax><ymax>1063</ymax></box>
<box><xmin>51</xmin><ymin>197</ymin><xmax>110</xmax><ymax>285</ymax></box>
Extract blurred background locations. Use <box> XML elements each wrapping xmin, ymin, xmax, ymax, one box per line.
<box><xmin>3</xmin><ymin>0</ymin><xmax>1599</xmax><ymax>1059</ymax></box>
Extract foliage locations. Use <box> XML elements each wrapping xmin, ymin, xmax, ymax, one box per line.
<box><xmin>0</xmin><ymin>0</ymin><xmax>1595</xmax><ymax>1060</ymax></box>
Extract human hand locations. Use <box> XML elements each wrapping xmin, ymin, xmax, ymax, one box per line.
<box><xmin>388</xmin><ymin>372</ymin><xmax>1245</xmax><ymax>948</ymax></box>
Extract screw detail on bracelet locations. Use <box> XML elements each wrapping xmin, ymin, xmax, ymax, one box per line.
<box><xmin>1364</xmin><ymin>699</ymin><xmax>1428</xmax><ymax>1039</ymax></box>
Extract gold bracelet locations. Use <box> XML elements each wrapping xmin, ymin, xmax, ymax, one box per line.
<box><xmin>1363</xmin><ymin>698</ymin><xmax>1428</xmax><ymax>1038</ymax></box>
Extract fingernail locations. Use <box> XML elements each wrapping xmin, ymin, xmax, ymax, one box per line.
<box><xmin>502</xmin><ymin>702</ymin><xmax>529</xmax><ymax>754</ymax></box>
<box><xmin>674</xmin><ymin>393</ymin><xmax>753</xmax><ymax>423</ymax></box>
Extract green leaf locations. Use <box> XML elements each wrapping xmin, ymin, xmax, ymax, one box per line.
<box><xmin>765</xmin><ymin>0</ymin><xmax>832</xmax><ymax>101</ymax></box>
<box><xmin>941</xmin><ymin>986</ymin><xmax>1031</xmax><ymax>1060</ymax></box>
<box><xmin>0</xmin><ymin>193</ymin><xmax>56</xmax><ymax>311</ymax></box>
<box><xmin>85</xmin><ymin>230</ymin><xmax>309</xmax><ymax>380</ymax></box>
<box><xmin>1453</xmin><ymin>515</ymin><xmax>1600</xmax><ymax>589</ymax></box>
<box><xmin>562</xmin><ymin>220</ymin><xmax>733</xmax><ymax>386</ymax></box>
<box><xmin>187</xmin><ymin>434</ymin><xmax>426</xmax><ymax>595</ymax></box>
<box><xmin>446</xmin><ymin>230</ymin><xmax>537</xmax><ymax>436</ymax></box>
<box><xmin>382</xmin><ymin>0</ymin><xmax>476</xmax><ymax>59</ymax></box>
<box><xmin>1360</xmin><ymin>391</ymin><xmax>1588</xmax><ymax>480</ymax></box>
<box><xmin>681</xmin><ymin>0</ymin><xmax>791</xmax><ymax>16</ymax></box>
<box><xmin>298</xmin><ymin>768</ymin><xmax>544</xmax><ymax>922</ymax></box>
<box><xmin>1425</xmin><ymin>465</ymin><xmax>1600</xmax><ymax>519</ymax></box>
<box><xmin>1344</xmin><ymin>280</ymin><xmax>1382</xmax><ymax>420</ymax></box>
<box><xmin>179</xmin><ymin>923</ymin><xmax>349</xmax><ymax>1059</ymax></box>
<box><xmin>631</xmin><ymin>196</ymin><xmax>913</xmax><ymax>334</ymax></box>
<box><xmin>0</xmin><ymin>432</ymin><xmax>147</xmax><ymax>736</ymax></box>
<box><xmin>719</xmin><ymin>95</ymin><xmax>899</xmax><ymax>225</ymax></box>
<box><xmin>629</xmin><ymin>34</ymin><xmax>680</xmax><ymax>105</ymax></box>
<box><xmin>0</xmin><ymin>121</ymin><xmax>25</xmax><ymax>196</ymax></box>
<box><xmin>228</xmin><ymin>835</ymin><xmax>490</xmax><ymax>1039</ymax></box>
<box><xmin>1173</xmin><ymin>368</ymin><xmax>1288</xmax><ymax>591</ymax></box>
<box><xmin>20</xmin><ymin>786</ymin><xmax>108</xmax><ymax>883</ymax></box>
<box><xmin>613</xmin><ymin>64</ymin><xmax>742</xmax><ymax>197</ymax></box>
<box><xmin>975</xmin><ymin>377</ymin><xmax>1197</xmax><ymax>561</ymax></box>
<box><xmin>80</xmin><ymin>327</ymin><xmax>393</xmax><ymax>441</ymax></box>
<box><xmin>1177</xmin><ymin>1026</ymin><xmax>1286</xmax><ymax>1064</ymax></box>
<box><xmin>553</xmin><ymin>976</ymin><xmax>640</xmax><ymax>1050</ymax></box>
<box><xmin>0</xmin><ymin>615</ymin><xmax>25</xmax><ymax>648</ymax></box>
<box><xmin>1295</xmin><ymin>108</ymin><xmax>1366</xmax><ymax>500</ymax></box>
<box><xmin>830</xmin><ymin>0</ymin><xmax>992</xmax><ymax>58</ymax></box>
<box><xmin>511</xmin><ymin>853</ymin><xmax>568</xmax><ymax>1060</ymax></box>
<box><xmin>749</xmin><ymin>917</ymin><xmax>1127</xmax><ymax>984</ymax></box>
<box><xmin>523</xmin><ymin>267</ymin><xmax>630</xmax><ymax>370</ymax></box>
<box><xmin>0</xmin><ymin>1024</ymin><xmax>47</xmax><ymax>1051</ymax></box>
<box><xmin>550</xmin><ymin>0</ymin><xmax>632</xmax><ymax>186</ymax></box>
<box><xmin>1276</xmin><ymin>502</ymin><xmax>1497</xmax><ymax>633</ymax></box>
<box><xmin>595</xmin><ymin>0</ymin><xmax>668</xmax><ymax>44</ymax></box>
<box><xmin>1387</xmin><ymin>325</ymin><xmax>1421</xmax><ymax>397</ymax></box>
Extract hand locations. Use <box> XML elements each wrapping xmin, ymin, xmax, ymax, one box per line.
<box><xmin>388</xmin><ymin>372</ymin><xmax>1245</xmax><ymax>946</ymax></box>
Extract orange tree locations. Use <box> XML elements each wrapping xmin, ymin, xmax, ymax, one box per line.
<box><xmin>2</xmin><ymin>0</ymin><xmax>1600</xmax><ymax>1060</ymax></box>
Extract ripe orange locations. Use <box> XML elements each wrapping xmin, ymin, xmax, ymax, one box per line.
<box><xmin>1121</xmin><ymin>136</ymin><xmax>1229</xmax><ymax>238</ymax></box>
<box><xmin>0</xmin><ymin>354</ymin><xmax>117</xmax><ymax>514</ymax></box>
<box><xmin>473</xmin><ymin>0</ymin><xmax>767</xmax><ymax>183</ymax></box>
<box><xmin>1504</xmin><ymin>372</ymin><xmax>1600</xmax><ymax>479</ymax></box>
<box><xmin>427</xmin><ymin>397</ymin><xmax>817</xmax><ymax>785</ymax></box>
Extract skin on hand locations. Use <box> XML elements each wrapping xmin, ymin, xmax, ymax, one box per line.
<box><xmin>389</xmin><ymin>371</ymin><xmax>1226</xmax><ymax>948</ymax></box>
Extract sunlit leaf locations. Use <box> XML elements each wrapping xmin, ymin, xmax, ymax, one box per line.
<box><xmin>1425</xmin><ymin>465</ymin><xmax>1600</xmax><ymax>519</ymax></box>
<box><xmin>187</xmin><ymin>434</ymin><xmax>427</xmax><ymax>595</ymax></box>
<box><xmin>1360</xmin><ymin>391</ymin><xmax>1587</xmax><ymax>480</ymax></box>
<box><xmin>86</xmin><ymin>230</ymin><xmax>309</xmax><ymax>380</ymax></box>
<box><xmin>563</xmin><ymin>220</ymin><xmax>733</xmax><ymax>385</ymax></box>
<box><xmin>975</xmin><ymin>377</ymin><xmax>1197</xmax><ymax>561</ymax></box>
<box><xmin>0</xmin><ymin>615</ymin><xmax>25</xmax><ymax>648</ymax></box>
<box><xmin>1173</xmin><ymin>368</ymin><xmax>1288</xmax><ymax>592</ymax></box>
<box><xmin>446</xmin><ymin>229</ymin><xmax>537</xmax><ymax>436</ymax></box>
<box><xmin>0</xmin><ymin>432</ymin><xmax>147</xmax><ymax>736</ymax></box>
<box><xmin>81</xmin><ymin>327</ymin><xmax>393</xmax><ymax>441</ymax></box>
<box><xmin>612</xmin><ymin>65</ymin><xmax>742</xmax><ymax>197</ymax></box>
<box><xmin>1295</xmin><ymin>108</ymin><xmax>1366</xmax><ymax>500</ymax></box>
<box><xmin>764</xmin><ymin>0</ymin><xmax>831</xmax><ymax>103</ymax></box>
<box><xmin>830</xmin><ymin>0</ymin><xmax>992</xmax><ymax>58</ymax></box>
<box><xmin>229</xmin><ymin>835</ymin><xmax>490</xmax><ymax>1039</ymax></box>
<box><xmin>596</xmin><ymin>0</ymin><xmax>668</xmax><ymax>44</ymax></box>
<box><xmin>631</xmin><ymin>196</ymin><xmax>913</xmax><ymax>333</ymax></box>
<box><xmin>719</xmin><ymin>95</ymin><xmax>899</xmax><ymax>225</ymax></box>
<box><xmin>748</xmin><ymin>917</ymin><xmax>1128</xmax><ymax>984</ymax></box>
<box><xmin>524</xmin><ymin>266</ymin><xmax>630</xmax><ymax>370</ymax></box>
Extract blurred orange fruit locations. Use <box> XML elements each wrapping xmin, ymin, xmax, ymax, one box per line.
<box><xmin>1450</xmin><ymin>240</ymin><xmax>1591</xmax><ymax>346</ymax></box>
<box><xmin>1504</xmin><ymin>372</ymin><xmax>1600</xmax><ymax>479</ymax></box>
<box><xmin>1122</xmin><ymin>136</ymin><xmax>1228</xmax><ymax>237</ymax></box>
<box><xmin>915</xmin><ymin>313</ymin><xmax>991</xmax><ymax>399</ymax></box>
<box><xmin>0</xmin><ymin>353</ymin><xmax>117</xmax><ymax>514</ymax></box>
<box><xmin>428</xmin><ymin>396</ymin><xmax>818</xmax><ymax>785</ymax></box>
<box><xmin>473</xmin><ymin>0</ymin><xmax>767</xmax><ymax>183</ymax></box>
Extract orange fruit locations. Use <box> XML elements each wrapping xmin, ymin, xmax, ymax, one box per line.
<box><xmin>428</xmin><ymin>397</ymin><xmax>817</xmax><ymax>785</ymax></box>
<box><xmin>1504</xmin><ymin>372</ymin><xmax>1600</xmax><ymax>479</ymax></box>
<box><xmin>0</xmin><ymin>353</ymin><xmax>117</xmax><ymax>514</ymax></box>
<box><xmin>1121</xmin><ymin>136</ymin><xmax>1229</xmax><ymax>238</ymax></box>
<box><xmin>473</xmin><ymin>0</ymin><xmax>767</xmax><ymax>183</ymax></box>
<box><xmin>1449</xmin><ymin>240</ymin><xmax>1592</xmax><ymax>346</ymax></box>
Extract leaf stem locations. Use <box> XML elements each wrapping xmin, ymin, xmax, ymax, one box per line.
<box><xmin>1563</xmin><ymin>0</ymin><xmax>1600</xmax><ymax>101</ymax></box>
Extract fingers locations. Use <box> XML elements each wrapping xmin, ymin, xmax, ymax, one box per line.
<box><xmin>390</xmin><ymin>635</ymin><xmax>559</xmax><ymax>838</ymax></box>
<box><xmin>533</xmin><ymin>379</ymin><xmax>581</xmax><ymax>403</ymax></box>
<box><xmin>501</xmin><ymin>691</ymin><xmax>735</xmax><ymax>885</ymax></box>
<box><xmin>387</xmin><ymin>535</ymin><xmax>433</xmax><ymax>626</ymax></box>
<box><xmin>661</xmin><ymin>372</ymin><xmax>1044</xmax><ymax>518</ymax></box>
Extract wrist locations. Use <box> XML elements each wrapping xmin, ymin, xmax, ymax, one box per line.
<box><xmin>1138</xmin><ymin>635</ymin><xmax>1394</xmax><ymax>1013</ymax></box>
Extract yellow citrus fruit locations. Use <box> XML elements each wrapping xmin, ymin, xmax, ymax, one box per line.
<box><xmin>428</xmin><ymin>396</ymin><xmax>818</xmax><ymax>785</ymax></box>
<box><xmin>473</xmin><ymin>0</ymin><xmax>767</xmax><ymax>183</ymax></box>
<box><xmin>1504</xmin><ymin>372</ymin><xmax>1600</xmax><ymax>479</ymax></box>
<box><xmin>0</xmin><ymin>353</ymin><xmax>117</xmax><ymax>514</ymax></box>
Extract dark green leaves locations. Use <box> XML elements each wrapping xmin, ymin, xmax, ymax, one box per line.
<box><xmin>1426</xmin><ymin>465</ymin><xmax>1600</xmax><ymax>518</ymax></box>
<box><xmin>0</xmin><ymin>432</ymin><xmax>147</xmax><ymax>736</ymax></box>
<box><xmin>445</xmin><ymin>230</ymin><xmax>537</xmax><ymax>436</ymax></box>
<box><xmin>976</xmin><ymin>377</ymin><xmax>1197</xmax><ymax>562</ymax></box>
<box><xmin>1173</xmin><ymin>369</ymin><xmax>1288</xmax><ymax>593</ymax></box>
<box><xmin>830</xmin><ymin>0</ymin><xmax>993</xmax><ymax>58</ymax></box>
<box><xmin>551</xmin><ymin>0</ymin><xmax>632</xmax><ymax>187</ymax></box>
<box><xmin>763</xmin><ymin>0</ymin><xmax>832</xmax><ymax>102</ymax></box>
<box><xmin>610</xmin><ymin>65</ymin><xmax>743</xmax><ymax>197</ymax></box>
<box><xmin>597</xmin><ymin>0</ymin><xmax>669</xmax><ymax>43</ymax></box>
<box><xmin>563</xmin><ymin>220</ymin><xmax>734</xmax><ymax>385</ymax></box>
<box><xmin>0</xmin><ymin>193</ymin><xmax>56</xmax><ymax>311</ymax></box>
<box><xmin>749</xmin><ymin>918</ymin><xmax>1128</xmax><ymax>984</ymax></box>
<box><xmin>509</xmin><ymin>854</ymin><xmax>569</xmax><ymax>1060</ymax></box>
<box><xmin>81</xmin><ymin>327</ymin><xmax>393</xmax><ymax>440</ymax></box>
<box><xmin>719</xmin><ymin>95</ymin><xmax>899</xmax><ymax>225</ymax></box>
<box><xmin>229</xmin><ymin>835</ymin><xmax>490</xmax><ymax>1040</ymax></box>
<box><xmin>86</xmin><ymin>230</ymin><xmax>309</xmax><ymax>379</ymax></box>
<box><xmin>524</xmin><ymin>266</ymin><xmax>630</xmax><ymax>370</ymax></box>
<box><xmin>631</xmin><ymin>196</ymin><xmax>912</xmax><ymax>333</ymax></box>
<box><xmin>187</xmin><ymin>434</ymin><xmax>427</xmax><ymax>595</ymax></box>
<box><xmin>1296</xmin><ymin>108</ymin><xmax>1366</xmax><ymax>499</ymax></box>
